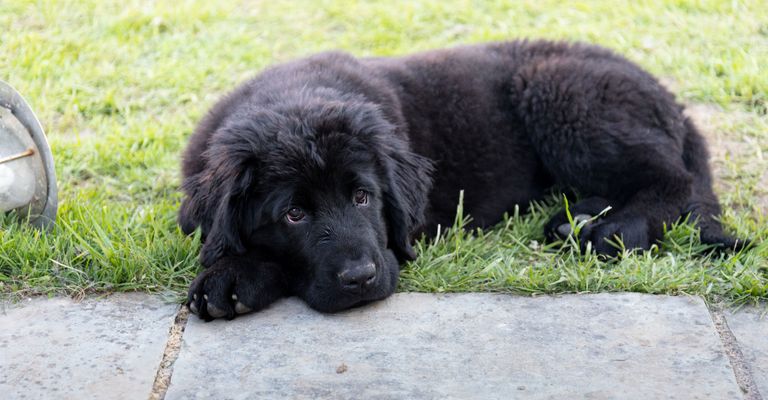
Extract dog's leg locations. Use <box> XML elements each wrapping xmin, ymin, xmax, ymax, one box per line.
<box><xmin>187</xmin><ymin>254</ymin><xmax>286</xmax><ymax>321</ymax></box>
<box><xmin>575</xmin><ymin>169</ymin><xmax>692</xmax><ymax>255</ymax></box>
<box><xmin>551</xmin><ymin>162</ymin><xmax>694</xmax><ymax>256</ymax></box>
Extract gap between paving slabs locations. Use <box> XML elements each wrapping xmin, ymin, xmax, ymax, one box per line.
<box><xmin>707</xmin><ymin>305</ymin><xmax>764</xmax><ymax>400</ymax></box>
<box><xmin>149</xmin><ymin>306</ymin><xmax>189</xmax><ymax>400</ymax></box>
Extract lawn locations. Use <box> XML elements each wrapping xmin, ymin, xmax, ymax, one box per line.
<box><xmin>1</xmin><ymin>0</ymin><xmax>766</xmax><ymax>305</ymax></box>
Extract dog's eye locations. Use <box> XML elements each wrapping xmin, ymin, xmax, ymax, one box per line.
<box><xmin>285</xmin><ymin>207</ymin><xmax>305</xmax><ymax>223</ymax></box>
<box><xmin>353</xmin><ymin>189</ymin><xmax>369</xmax><ymax>206</ymax></box>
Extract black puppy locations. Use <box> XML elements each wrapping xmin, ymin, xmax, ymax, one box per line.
<box><xmin>179</xmin><ymin>40</ymin><xmax>742</xmax><ymax>320</ymax></box>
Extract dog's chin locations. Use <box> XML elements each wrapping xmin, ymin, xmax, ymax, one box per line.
<box><xmin>300</xmin><ymin>250</ymin><xmax>400</xmax><ymax>313</ymax></box>
<box><xmin>303</xmin><ymin>295</ymin><xmax>377</xmax><ymax>314</ymax></box>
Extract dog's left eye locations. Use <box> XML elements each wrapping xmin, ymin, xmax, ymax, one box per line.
<box><xmin>353</xmin><ymin>189</ymin><xmax>369</xmax><ymax>206</ymax></box>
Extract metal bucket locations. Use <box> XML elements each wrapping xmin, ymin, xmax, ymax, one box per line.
<box><xmin>0</xmin><ymin>80</ymin><xmax>58</xmax><ymax>228</ymax></box>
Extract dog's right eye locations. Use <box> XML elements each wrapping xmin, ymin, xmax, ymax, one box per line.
<box><xmin>285</xmin><ymin>207</ymin><xmax>305</xmax><ymax>223</ymax></box>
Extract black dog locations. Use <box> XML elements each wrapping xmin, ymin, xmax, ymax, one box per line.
<box><xmin>179</xmin><ymin>40</ymin><xmax>742</xmax><ymax>320</ymax></box>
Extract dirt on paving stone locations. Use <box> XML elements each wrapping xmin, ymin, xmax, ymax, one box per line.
<box><xmin>336</xmin><ymin>363</ymin><xmax>349</xmax><ymax>374</ymax></box>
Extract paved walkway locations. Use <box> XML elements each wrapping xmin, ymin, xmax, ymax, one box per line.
<box><xmin>1</xmin><ymin>293</ymin><xmax>765</xmax><ymax>399</ymax></box>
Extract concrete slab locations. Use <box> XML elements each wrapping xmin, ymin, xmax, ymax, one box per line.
<box><xmin>0</xmin><ymin>293</ymin><xmax>177</xmax><ymax>400</ymax></box>
<box><xmin>726</xmin><ymin>306</ymin><xmax>768</xmax><ymax>397</ymax></box>
<box><xmin>168</xmin><ymin>293</ymin><xmax>740</xmax><ymax>400</ymax></box>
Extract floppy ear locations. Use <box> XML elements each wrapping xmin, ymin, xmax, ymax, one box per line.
<box><xmin>198</xmin><ymin>163</ymin><xmax>260</xmax><ymax>267</ymax></box>
<box><xmin>178</xmin><ymin>154</ymin><xmax>258</xmax><ymax>267</ymax></box>
<box><xmin>198</xmin><ymin>188</ymin><xmax>246</xmax><ymax>267</ymax></box>
<box><xmin>178</xmin><ymin>173</ymin><xmax>209</xmax><ymax>236</ymax></box>
<box><xmin>382</xmin><ymin>147</ymin><xmax>434</xmax><ymax>262</ymax></box>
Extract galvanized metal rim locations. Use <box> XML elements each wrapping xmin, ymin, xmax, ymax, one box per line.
<box><xmin>0</xmin><ymin>80</ymin><xmax>58</xmax><ymax>229</ymax></box>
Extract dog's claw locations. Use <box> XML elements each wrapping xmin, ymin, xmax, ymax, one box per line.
<box><xmin>556</xmin><ymin>214</ymin><xmax>594</xmax><ymax>237</ymax></box>
<box><xmin>235</xmin><ymin>302</ymin><xmax>253</xmax><ymax>314</ymax></box>
<box><xmin>189</xmin><ymin>301</ymin><xmax>198</xmax><ymax>314</ymax></box>
<box><xmin>207</xmin><ymin>303</ymin><xmax>227</xmax><ymax>318</ymax></box>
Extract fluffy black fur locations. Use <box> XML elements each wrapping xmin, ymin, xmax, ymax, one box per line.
<box><xmin>180</xmin><ymin>40</ymin><xmax>744</xmax><ymax>320</ymax></box>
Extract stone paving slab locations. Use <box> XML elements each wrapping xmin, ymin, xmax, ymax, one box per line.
<box><xmin>168</xmin><ymin>293</ymin><xmax>740</xmax><ymax>400</ymax></box>
<box><xmin>0</xmin><ymin>293</ymin><xmax>178</xmax><ymax>400</ymax></box>
<box><xmin>727</xmin><ymin>306</ymin><xmax>768</xmax><ymax>397</ymax></box>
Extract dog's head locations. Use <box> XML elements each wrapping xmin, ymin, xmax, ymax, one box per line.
<box><xmin>179</xmin><ymin>95</ymin><xmax>432</xmax><ymax>312</ymax></box>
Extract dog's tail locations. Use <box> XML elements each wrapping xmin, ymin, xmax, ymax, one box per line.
<box><xmin>681</xmin><ymin>116</ymin><xmax>750</xmax><ymax>251</ymax></box>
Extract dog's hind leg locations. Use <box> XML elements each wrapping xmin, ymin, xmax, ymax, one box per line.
<box><xmin>575</xmin><ymin>168</ymin><xmax>692</xmax><ymax>256</ymax></box>
<box><xmin>515</xmin><ymin>56</ymin><xmax>701</xmax><ymax>255</ymax></box>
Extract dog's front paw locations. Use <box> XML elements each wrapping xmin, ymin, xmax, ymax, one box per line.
<box><xmin>187</xmin><ymin>259</ymin><xmax>285</xmax><ymax>321</ymax></box>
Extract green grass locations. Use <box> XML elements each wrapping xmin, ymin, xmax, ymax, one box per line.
<box><xmin>1</xmin><ymin>0</ymin><xmax>766</xmax><ymax>305</ymax></box>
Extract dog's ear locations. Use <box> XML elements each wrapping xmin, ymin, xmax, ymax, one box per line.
<box><xmin>178</xmin><ymin>173</ymin><xmax>209</xmax><ymax>236</ymax></box>
<box><xmin>186</xmin><ymin>112</ymin><xmax>286</xmax><ymax>267</ymax></box>
<box><xmin>179</xmin><ymin>153</ymin><xmax>258</xmax><ymax>267</ymax></box>
<box><xmin>198</xmin><ymin>162</ymin><xmax>261</xmax><ymax>267</ymax></box>
<box><xmin>198</xmin><ymin>189</ymin><xmax>245</xmax><ymax>267</ymax></box>
<box><xmin>382</xmin><ymin>146</ymin><xmax>433</xmax><ymax>262</ymax></box>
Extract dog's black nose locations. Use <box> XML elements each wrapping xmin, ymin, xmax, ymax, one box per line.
<box><xmin>338</xmin><ymin>262</ymin><xmax>376</xmax><ymax>292</ymax></box>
